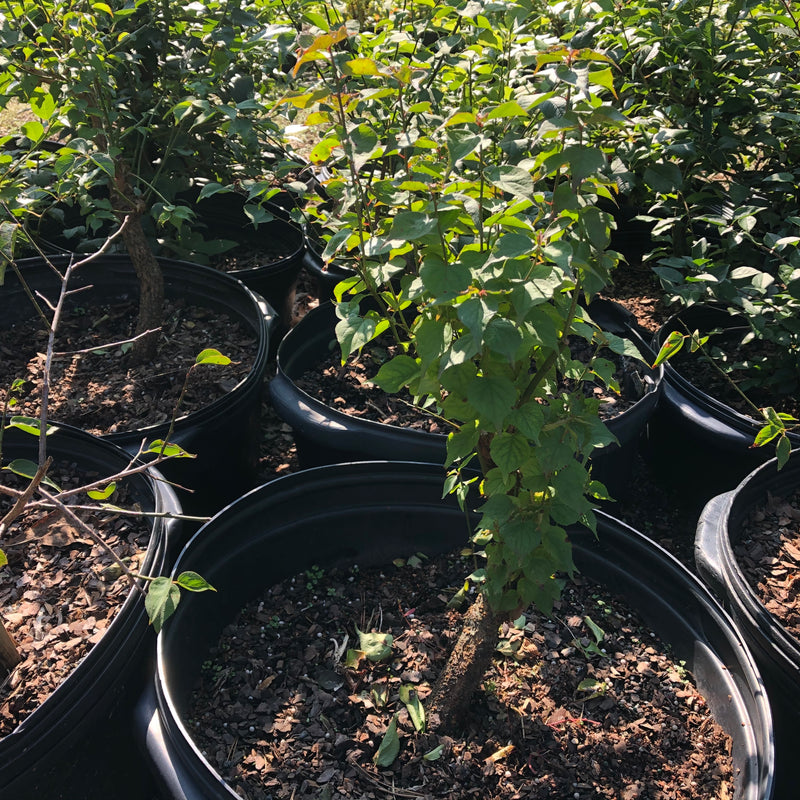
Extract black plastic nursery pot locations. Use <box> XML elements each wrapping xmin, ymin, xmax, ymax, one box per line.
<box><xmin>696</xmin><ymin>455</ymin><xmax>800</xmax><ymax>798</ymax></box>
<box><xmin>300</xmin><ymin>231</ymin><xmax>356</xmax><ymax>301</ymax></box>
<box><xmin>172</xmin><ymin>191</ymin><xmax>306</xmax><ymax>330</ymax></box>
<box><xmin>269</xmin><ymin>301</ymin><xmax>662</xmax><ymax>500</ymax></box>
<box><xmin>2</xmin><ymin>255</ymin><xmax>274</xmax><ymax>516</ymax></box>
<box><xmin>136</xmin><ymin>461</ymin><xmax>773</xmax><ymax>799</ymax></box>
<box><xmin>645</xmin><ymin>305</ymin><xmax>799</xmax><ymax>507</ymax></box>
<box><xmin>0</xmin><ymin>423</ymin><xmax>182</xmax><ymax>800</ymax></box>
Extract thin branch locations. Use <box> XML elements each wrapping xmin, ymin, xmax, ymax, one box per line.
<box><xmin>33</xmin><ymin>485</ymin><xmax>146</xmax><ymax>597</ymax></box>
<box><xmin>0</xmin><ymin>457</ymin><xmax>52</xmax><ymax>536</ymax></box>
<box><xmin>52</xmin><ymin>327</ymin><xmax>161</xmax><ymax>357</ymax></box>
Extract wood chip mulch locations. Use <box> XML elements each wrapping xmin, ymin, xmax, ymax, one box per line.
<box><xmin>294</xmin><ymin>332</ymin><xmax>651</xmax><ymax>434</ymax></box>
<box><xmin>0</xmin><ymin>467</ymin><xmax>152</xmax><ymax>734</ymax></box>
<box><xmin>187</xmin><ymin>551</ymin><xmax>734</xmax><ymax>800</ymax></box>
<box><xmin>0</xmin><ymin>298</ymin><xmax>256</xmax><ymax>435</ymax></box>
<box><xmin>736</xmin><ymin>489</ymin><xmax>800</xmax><ymax>638</ymax></box>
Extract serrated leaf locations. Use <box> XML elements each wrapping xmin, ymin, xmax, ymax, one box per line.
<box><xmin>87</xmin><ymin>482</ymin><xmax>116</xmax><ymax>500</ymax></box>
<box><xmin>374</xmin><ymin>355</ymin><xmax>419</xmax><ymax>393</ymax></box>
<box><xmin>484</xmin><ymin>318</ymin><xmax>523</xmax><ymax>361</ymax></box>
<box><xmin>490</xmin><ymin>432</ymin><xmax>530</xmax><ymax>474</ymax></box>
<box><xmin>373</xmin><ymin>715</ymin><xmax>400</xmax><ymax>767</ymax></box>
<box><xmin>145</xmin><ymin>577</ymin><xmax>181</xmax><ymax>633</ymax></box>
<box><xmin>196</xmin><ymin>348</ymin><xmax>231</xmax><ymax>365</ymax></box>
<box><xmin>175</xmin><ymin>571</ymin><xmax>217</xmax><ymax>592</ymax></box>
<box><xmin>467</xmin><ymin>375</ymin><xmax>517</xmax><ymax>430</ymax></box>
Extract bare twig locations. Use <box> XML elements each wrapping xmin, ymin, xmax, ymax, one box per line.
<box><xmin>0</xmin><ymin>457</ymin><xmax>52</xmax><ymax>537</ymax></box>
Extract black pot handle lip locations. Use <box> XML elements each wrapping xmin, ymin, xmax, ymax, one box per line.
<box><xmin>695</xmin><ymin>489</ymin><xmax>736</xmax><ymax>599</ymax></box>
<box><xmin>134</xmin><ymin>683</ymin><xmax>194</xmax><ymax>800</ymax></box>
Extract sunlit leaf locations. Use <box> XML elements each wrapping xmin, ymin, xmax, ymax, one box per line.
<box><xmin>652</xmin><ymin>331</ymin><xmax>685</xmax><ymax>368</ymax></box>
<box><xmin>87</xmin><ymin>482</ymin><xmax>116</xmax><ymax>500</ymax></box>
<box><xmin>196</xmin><ymin>348</ymin><xmax>231</xmax><ymax>366</ymax></box>
<box><xmin>175</xmin><ymin>571</ymin><xmax>217</xmax><ymax>592</ymax></box>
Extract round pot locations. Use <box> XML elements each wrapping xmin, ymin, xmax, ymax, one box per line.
<box><xmin>300</xmin><ymin>230</ymin><xmax>355</xmax><ymax>301</ymax></box>
<box><xmin>269</xmin><ymin>301</ymin><xmax>663</xmax><ymax>500</ymax></box>
<box><xmin>136</xmin><ymin>461</ymin><xmax>773</xmax><ymax>799</ymax></box>
<box><xmin>645</xmin><ymin>305</ymin><xmax>799</xmax><ymax>506</ymax></box>
<box><xmin>2</xmin><ymin>255</ymin><xmax>273</xmax><ymax>516</ymax></box>
<box><xmin>0</xmin><ymin>423</ymin><xmax>182</xmax><ymax>800</ymax></box>
<box><xmin>169</xmin><ymin>191</ymin><xmax>306</xmax><ymax>330</ymax></box>
<box><xmin>696</xmin><ymin>455</ymin><xmax>800</xmax><ymax>798</ymax></box>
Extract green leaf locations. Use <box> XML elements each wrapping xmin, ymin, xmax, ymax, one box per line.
<box><xmin>446</xmin><ymin>425</ymin><xmax>480</xmax><ymax>465</ymax></box>
<box><xmin>87</xmin><ymin>482</ymin><xmax>116</xmax><ymax>500</ymax></box>
<box><xmin>374</xmin><ymin>355</ymin><xmax>419</xmax><ymax>393</ymax></box>
<box><xmin>2</xmin><ymin>458</ymin><xmax>60</xmax><ymax>490</ymax></box>
<box><xmin>776</xmin><ymin>435</ymin><xmax>791</xmax><ymax>470</ymax></box>
<box><xmin>423</xmin><ymin>744</ymin><xmax>444</xmax><ymax>761</ymax></box>
<box><xmin>373</xmin><ymin>715</ymin><xmax>400</xmax><ymax>767</ymax></box>
<box><xmin>335</xmin><ymin>310</ymin><xmax>380</xmax><ymax>358</ymax></box>
<box><xmin>643</xmin><ymin>163</ymin><xmax>683</xmax><ymax>193</ymax></box>
<box><xmin>30</xmin><ymin>90</ymin><xmax>56</xmax><ymax>120</ymax></box>
<box><xmin>399</xmin><ymin>685</ymin><xmax>426</xmax><ymax>732</ymax></box>
<box><xmin>486</xmin><ymin>101</ymin><xmax>529</xmax><ymax>120</ymax></box>
<box><xmin>484</xmin><ymin>165</ymin><xmax>534</xmax><ymax>199</ymax></box>
<box><xmin>198</xmin><ymin>182</ymin><xmax>226</xmax><ymax>200</ymax></box>
<box><xmin>0</xmin><ymin>548</ymin><xmax>7</xmax><ymax>569</ymax></box>
<box><xmin>343</xmin><ymin>57</ymin><xmax>381</xmax><ymax>76</ymax></box>
<box><xmin>195</xmin><ymin>348</ymin><xmax>231</xmax><ymax>365</ymax></box>
<box><xmin>5</xmin><ymin>415</ymin><xmax>58</xmax><ymax>437</ymax></box>
<box><xmin>490</xmin><ymin>432</ymin><xmax>530</xmax><ymax>474</ymax></box>
<box><xmin>652</xmin><ymin>331</ymin><xmax>685</xmax><ymax>367</ymax></box>
<box><xmin>345</xmin><ymin>649</ymin><xmax>365</xmax><ymax>668</ymax></box>
<box><xmin>446</xmin><ymin>129</ymin><xmax>482</xmax><ymax>166</ymax></box>
<box><xmin>143</xmin><ymin>440</ymin><xmax>196</xmax><ymax>459</ymax></box>
<box><xmin>484</xmin><ymin>318</ymin><xmax>523</xmax><ymax>361</ymax></box>
<box><xmin>467</xmin><ymin>376</ymin><xmax>517</xmax><ymax>430</ymax></box>
<box><xmin>584</xmin><ymin>615</ymin><xmax>605</xmax><ymax>644</ymax></box>
<box><xmin>388</xmin><ymin>211</ymin><xmax>438</xmax><ymax>242</ymax></box>
<box><xmin>356</xmin><ymin>627</ymin><xmax>393</xmax><ymax>662</ymax></box>
<box><xmin>175</xmin><ymin>571</ymin><xmax>217</xmax><ymax>592</ymax></box>
<box><xmin>419</xmin><ymin>255</ymin><xmax>471</xmax><ymax>298</ymax></box>
<box><xmin>145</xmin><ymin>577</ymin><xmax>181</xmax><ymax>633</ymax></box>
<box><xmin>90</xmin><ymin>153</ymin><xmax>116</xmax><ymax>178</ymax></box>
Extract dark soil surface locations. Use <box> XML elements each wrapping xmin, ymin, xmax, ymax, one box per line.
<box><xmin>0</xmin><ymin>298</ymin><xmax>255</xmax><ymax>435</ymax></box>
<box><xmin>736</xmin><ymin>489</ymin><xmax>800</xmax><ymax>639</ymax></box>
<box><xmin>293</xmin><ymin>330</ymin><xmax>651</xmax><ymax>435</ymax></box>
<box><xmin>667</xmin><ymin>335</ymin><xmax>800</xmax><ymax>420</ymax></box>
<box><xmin>0</xmin><ymin>464</ymin><xmax>152</xmax><ymax>734</ymax></box>
<box><xmin>188</xmin><ymin>551</ymin><xmax>733</xmax><ymax>800</ymax></box>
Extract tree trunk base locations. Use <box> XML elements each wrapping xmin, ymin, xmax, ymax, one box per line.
<box><xmin>426</xmin><ymin>592</ymin><xmax>502</xmax><ymax>734</ymax></box>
